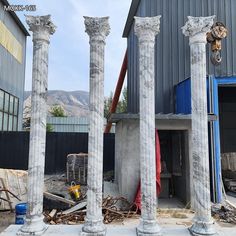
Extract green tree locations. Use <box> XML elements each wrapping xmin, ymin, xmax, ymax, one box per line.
<box><xmin>104</xmin><ymin>87</ymin><xmax>127</xmax><ymax>118</ymax></box>
<box><xmin>50</xmin><ymin>104</ymin><xmax>67</xmax><ymax>117</ymax></box>
<box><xmin>46</xmin><ymin>123</ymin><xmax>54</xmax><ymax>132</ymax></box>
<box><xmin>104</xmin><ymin>92</ymin><xmax>113</xmax><ymax>118</ymax></box>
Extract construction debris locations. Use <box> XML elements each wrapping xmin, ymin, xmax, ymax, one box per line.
<box><xmin>224</xmin><ymin>179</ymin><xmax>236</xmax><ymax>193</ymax></box>
<box><xmin>0</xmin><ymin>169</ymin><xmax>27</xmax><ymax>210</ymax></box>
<box><xmin>212</xmin><ymin>203</ymin><xmax>236</xmax><ymax>224</ymax></box>
<box><xmin>0</xmin><ymin>178</ymin><xmax>22</xmax><ymax>211</ymax></box>
<box><xmin>66</xmin><ymin>153</ymin><xmax>88</xmax><ymax>185</ymax></box>
<box><xmin>61</xmin><ymin>201</ymin><xmax>87</xmax><ymax>215</ymax></box>
<box><xmin>44</xmin><ymin>196</ymin><xmax>138</xmax><ymax>225</ymax></box>
<box><xmin>43</xmin><ymin>192</ymin><xmax>75</xmax><ymax>206</ymax></box>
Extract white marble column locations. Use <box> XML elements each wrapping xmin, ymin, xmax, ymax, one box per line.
<box><xmin>81</xmin><ymin>17</ymin><xmax>110</xmax><ymax>236</ymax></box>
<box><xmin>134</xmin><ymin>16</ymin><xmax>162</xmax><ymax>236</ymax></box>
<box><xmin>18</xmin><ymin>15</ymin><xmax>56</xmax><ymax>235</ymax></box>
<box><xmin>182</xmin><ymin>16</ymin><xmax>216</xmax><ymax>236</ymax></box>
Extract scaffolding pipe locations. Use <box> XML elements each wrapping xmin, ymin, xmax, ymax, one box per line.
<box><xmin>104</xmin><ymin>49</ymin><xmax>127</xmax><ymax>133</ymax></box>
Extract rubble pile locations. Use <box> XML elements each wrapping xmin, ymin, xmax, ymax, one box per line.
<box><xmin>212</xmin><ymin>203</ymin><xmax>236</xmax><ymax>224</ymax></box>
<box><xmin>44</xmin><ymin>196</ymin><xmax>139</xmax><ymax>225</ymax></box>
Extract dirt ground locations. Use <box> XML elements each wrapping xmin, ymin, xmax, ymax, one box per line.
<box><xmin>0</xmin><ymin>211</ymin><xmax>14</xmax><ymax>233</ymax></box>
<box><xmin>1</xmin><ymin>210</ymin><xmax>236</xmax><ymax>235</ymax></box>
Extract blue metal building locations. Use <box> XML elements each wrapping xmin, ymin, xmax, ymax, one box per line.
<box><xmin>0</xmin><ymin>0</ymin><xmax>29</xmax><ymax>131</ymax></box>
<box><xmin>121</xmin><ymin>0</ymin><xmax>236</xmax><ymax>203</ymax></box>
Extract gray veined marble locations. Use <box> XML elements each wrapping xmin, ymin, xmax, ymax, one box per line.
<box><xmin>81</xmin><ymin>17</ymin><xmax>110</xmax><ymax>236</ymax></box>
<box><xmin>182</xmin><ymin>16</ymin><xmax>216</xmax><ymax>236</ymax></box>
<box><xmin>134</xmin><ymin>16</ymin><xmax>162</xmax><ymax>236</ymax></box>
<box><xmin>18</xmin><ymin>15</ymin><xmax>56</xmax><ymax>236</ymax></box>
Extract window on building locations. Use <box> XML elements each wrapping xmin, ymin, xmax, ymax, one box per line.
<box><xmin>0</xmin><ymin>112</ymin><xmax>2</xmax><ymax>131</ymax></box>
<box><xmin>0</xmin><ymin>89</ymin><xmax>19</xmax><ymax>131</ymax></box>
<box><xmin>0</xmin><ymin>90</ymin><xmax>3</xmax><ymax>110</ymax></box>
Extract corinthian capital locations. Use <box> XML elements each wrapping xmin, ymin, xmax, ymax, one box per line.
<box><xmin>134</xmin><ymin>16</ymin><xmax>161</xmax><ymax>42</ymax></box>
<box><xmin>84</xmin><ymin>16</ymin><xmax>110</xmax><ymax>42</ymax></box>
<box><xmin>182</xmin><ymin>16</ymin><xmax>215</xmax><ymax>38</ymax></box>
<box><xmin>26</xmin><ymin>15</ymin><xmax>56</xmax><ymax>42</ymax></box>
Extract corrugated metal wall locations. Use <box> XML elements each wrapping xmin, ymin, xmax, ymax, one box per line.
<box><xmin>0</xmin><ymin>1</ymin><xmax>27</xmax><ymax>130</ymax></box>
<box><xmin>47</xmin><ymin>117</ymin><xmax>116</xmax><ymax>133</ymax></box>
<box><xmin>175</xmin><ymin>79</ymin><xmax>191</xmax><ymax>114</ymax></box>
<box><xmin>0</xmin><ymin>132</ymin><xmax>115</xmax><ymax>174</ymax></box>
<box><xmin>127</xmin><ymin>0</ymin><xmax>236</xmax><ymax>113</ymax></box>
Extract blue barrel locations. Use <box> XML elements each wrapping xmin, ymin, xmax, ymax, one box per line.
<box><xmin>15</xmin><ymin>203</ymin><xmax>27</xmax><ymax>224</ymax></box>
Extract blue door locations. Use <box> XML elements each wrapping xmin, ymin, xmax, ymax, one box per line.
<box><xmin>208</xmin><ymin>76</ymin><xmax>222</xmax><ymax>203</ymax></box>
<box><xmin>211</xmin><ymin>76</ymin><xmax>236</xmax><ymax>203</ymax></box>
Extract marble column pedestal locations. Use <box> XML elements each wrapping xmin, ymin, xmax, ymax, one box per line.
<box><xmin>182</xmin><ymin>16</ymin><xmax>216</xmax><ymax>236</ymax></box>
<box><xmin>81</xmin><ymin>17</ymin><xmax>110</xmax><ymax>236</ymax></box>
<box><xmin>134</xmin><ymin>16</ymin><xmax>162</xmax><ymax>236</ymax></box>
<box><xmin>18</xmin><ymin>15</ymin><xmax>56</xmax><ymax>236</ymax></box>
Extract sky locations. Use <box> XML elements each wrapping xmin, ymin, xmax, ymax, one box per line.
<box><xmin>10</xmin><ymin>0</ymin><xmax>131</xmax><ymax>96</ymax></box>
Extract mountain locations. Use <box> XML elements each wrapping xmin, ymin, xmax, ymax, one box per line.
<box><xmin>24</xmin><ymin>90</ymin><xmax>90</xmax><ymax>117</ymax></box>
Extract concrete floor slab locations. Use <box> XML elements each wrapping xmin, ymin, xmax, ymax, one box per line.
<box><xmin>0</xmin><ymin>225</ymin><xmax>190</xmax><ymax>236</ymax></box>
<box><xmin>2</xmin><ymin>224</ymin><xmax>236</xmax><ymax>236</ymax></box>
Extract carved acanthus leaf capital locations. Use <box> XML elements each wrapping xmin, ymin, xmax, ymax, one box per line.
<box><xmin>84</xmin><ymin>16</ymin><xmax>110</xmax><ymax>41</ymax></box>
<box><xmin>134</xmin><ymin>16</ymin><xmax>161</xmax><ymax>41</ymax></box>
<box><xmin>182</xmin><ymin>16</ymin><xmax>215</xmax><ymax>38</ymax></box>
<box><xmin>26</xmin><ymin>15</ymin><xmax>56</xmax><ymax>35</ymax></box>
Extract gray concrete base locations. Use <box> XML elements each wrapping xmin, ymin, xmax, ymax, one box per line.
<box><xmin>136</xmin><ymin>228</ymin><xmax>162</xmax><ymax>236</ymax></box>
<box><xmin>2</xmin><ymin>224</ymin><xmax>235</xmax><ymax>236</ymax></box>
<box><xmin>0</xmin><ymin>225</ymin><xmax>189</xmax><ymax>236</ymax></box>
<box><xmin>80</xmin><ymin>231</ymin><xmax>106</xmax><ymax>236</ymax></box>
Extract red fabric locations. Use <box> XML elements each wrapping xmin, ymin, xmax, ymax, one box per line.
<box><xmin>134</xmin><ymin>129</ymin><xmax>162</xmax><ymax>211</ymax></box>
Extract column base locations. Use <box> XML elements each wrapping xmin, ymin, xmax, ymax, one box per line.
<box><xmin>17</xmin><ymin>216</ymin><xmax>48</xmax><ymax>235</ymax></box>
<box><xmin>80</xmin><ymin>217</ymin><xmax>106</xmax><ymax>236</ymax></box>
<box><xmin>136</xmin><ymin>219</ymin><xmax>162</xmax><ymax>236</ymax></box>
<box><xmin>189</xmin><ymin>218</ymin><xmax>216</xmax><ymax>236</ymax></box>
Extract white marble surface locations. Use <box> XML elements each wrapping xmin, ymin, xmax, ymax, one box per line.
<box><xmin>82</xmin><ymin>17</ymin><xmax>110</xmax><ymax>236</ymax></box>
<box><xmin>134</xmin><ymin>16</ymin><xmax>161</xmax><ymax>236</ymax></box>
<box><xmin>182</xmin><ymin>16</ymin><xmax>216</xmax><ymax>236</ymax></box>
<box><xmin>18</xmin><ymin>15</ymin><xmax>56</xmax><ymax>235</ymax></box>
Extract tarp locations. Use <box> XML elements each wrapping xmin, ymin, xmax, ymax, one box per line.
<box><xmin>134</xmin><ymin>129</ymin><xmax>161</xmax><ymax>210</ymax></box>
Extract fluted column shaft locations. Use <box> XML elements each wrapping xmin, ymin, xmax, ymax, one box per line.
<box><xmin>134</xmin><ymin>16</ymin><xmax>161</xmax><ymax>236</ymax></box>
<box><xmin>82</xmin><ymin>17</ymin><xmax>110</xmax><ymax>236</ymax></box>
<box><xmin>18</xmin><ymin>15</ymin><xmax>56</xmax><ymax>236</ymax></box>
<box><xmin>182</xmin><ymin>16</ymin><xmax>216</xmax><ymax>236</ymax></box>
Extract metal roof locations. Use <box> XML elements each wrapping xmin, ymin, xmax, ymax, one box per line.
<box><xmin>122</xmin><ymin>0</ymin><xmax>140</xmax><ymax>38</ymax></box>
<box><xmin>1</xmin><ymin>0</ymin><xmax>29</xmax><ymax>36</ymax></box>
